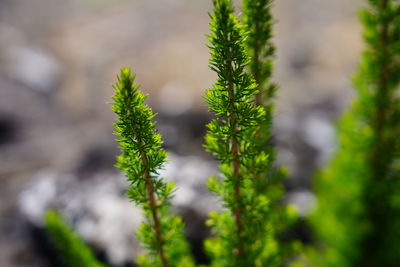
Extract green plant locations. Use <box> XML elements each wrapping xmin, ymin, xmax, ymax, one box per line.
<box><xmin>243</xmin><ymin>0</ymin><xmax>276</xmax><ymax>107</ymax></box>
<box><xmin>202</xmin><ymin>1</ymin><xmax>294</xmax><ymax>266</ymax></box>
<box><xmin>44</xmin><ymin>210</ymin><xmax>107</xmax><ymax>267</ymax></box>
<box><xmin>111</xmin><ymin>68</ymin><xmax>194</xmax><ymax>267</ymax></box>
<box><xmin>310</xmin><ymin>0</ymin><xmax>400</xmax><ymax>266</ymax></box>
<box><xmin>243</xmin><ymin>0</ymin><xmax>298</xmax><ymax>264</ymax></box>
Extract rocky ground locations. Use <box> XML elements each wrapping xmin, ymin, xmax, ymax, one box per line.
<box><xmin>0</xmin><ymin>0</ymin><xmax>363</xmax><ymax>266</ymax></box>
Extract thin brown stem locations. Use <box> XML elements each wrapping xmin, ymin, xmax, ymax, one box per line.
<box><xmin>227</xmin><ymin>79</ymin><xmax>244</xmax><ymax>257</ymax></box>
<box><xmin>140</xmin><ymin>152</ymin><xmax>169</xmax><ymax>267</ymax></box>
<box><xmin>232</xmin><ymin>134</ymin><xmax>243</xmax><ymax>257</ymax></box>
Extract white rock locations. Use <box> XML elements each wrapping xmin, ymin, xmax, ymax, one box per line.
<box><xmin>157</xmin><ymin>81</ymin><xmax>194</xmax><ymax>116</ymax></box>
<box><xmin>18</xmin><ymin>152</ymin><xmax>219</xmax><ymax>264</ymax></box>
<box><xmin>5</xmin><ymin>46</ymin><xmax>62</xmax><ymax>93</ymax></box>
<box><xmin>301</xmin><ymin>112</ymin><xmax>336</xmax><ymax>164</ymax></box>
<box><xmin>286</xmin><ymin>190</ymin><xmax>316</xmax><ymax>217</ymax></box>
<box><xmin>19</xmin><ymin>170</ymin><xmax>57</xmax><ymax>224</ymax></box>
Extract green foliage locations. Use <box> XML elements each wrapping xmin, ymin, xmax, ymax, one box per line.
<box><xmin>203</xmin><ymin>0</ymin><xmax>295</xmax><ymax>266</ymax></box>
<box><xmin>310</xmin><ymin>0</ymin><xmax>400</xmax><ymax>266</ymax></box>
<box><xmin>44</xmin><ymin>210</ymin><xmax>107</xmax><ymax>267</ymax></box>
<box><xmin>243</xmin><ymin>0</ymin><xmax>277</xmax><ymax>104</ymax></box>
<box><xmin>243</xmin><ymin>0</ymin><xmax>298</xmax><ymax>265</ymax></box>
<box><xmin>111</xmin><ymin>67</ymin><xmax>194</xmax><ymax>267</ymax></box>
<box><xmin>242</xmin><ymin>0</ymin><xmax>277</xmax><ymax>193</ymax></box>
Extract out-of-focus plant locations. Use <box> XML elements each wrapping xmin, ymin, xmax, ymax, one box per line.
<box><xmin>243</xmin><ymin>0</ymin><xmax>276</xmax><ymax>107</ymax></box>
<box><xmin>243</xmin><ymin>0</ymin><xmax>298</xmax><ymax>265</ymax></box>
<box><xmin>45</xmin><ymin>210</ymin><xmax>107</xmax><ymax>267</ymax></box>
<box><xmin>111</xmin><ymin>68</ymin><xmax>194</xmax><ymax>267</ymax></box>
<box><xmin>203</xmin><ymin>0</ymin><xmax>295</xmax><ymax>266</ymax></box>
<box><xmin>310</xmin><ymin>0</ymin><xmax>400</xmax><ymax>266</ymax></box>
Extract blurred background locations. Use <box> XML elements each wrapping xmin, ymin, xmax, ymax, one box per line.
<box><xmin>0</xmin><ymin>0</ymin><xmax>363</xmax><ymax>266</ymax></box>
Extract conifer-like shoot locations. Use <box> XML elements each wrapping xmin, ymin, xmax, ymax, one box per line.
<box><xmin>243</xmin><ymin>0</ymin><xmax>277</xmax><ymax>191</ymax></box>
<box><xmin>243</xmin><ymin>0</ymin><xmax>276</xmax><ymax>106</ymax></box>
<box><xmin>311</xmin><ymin>0</ymin><xmax>400</xmax><ymax>266</ymax></box>
<box><xmin>111</xmin><ymin>68</ymin><xmax>194</xmax><ymax>267</ymax></box>
<box><xmin>243</xmin><ymin>0</ymin><xmax>297</xmax><ymax>264</ymax></box>
<box><xmin>45</xmin><ymin>210</ymin><xmax>107</xmax><ymax>267</ymax></box>
<box><xmin>204</xmin><ymin>0</ymin><xmax>275</xmax><ymax>266</ymax></box>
